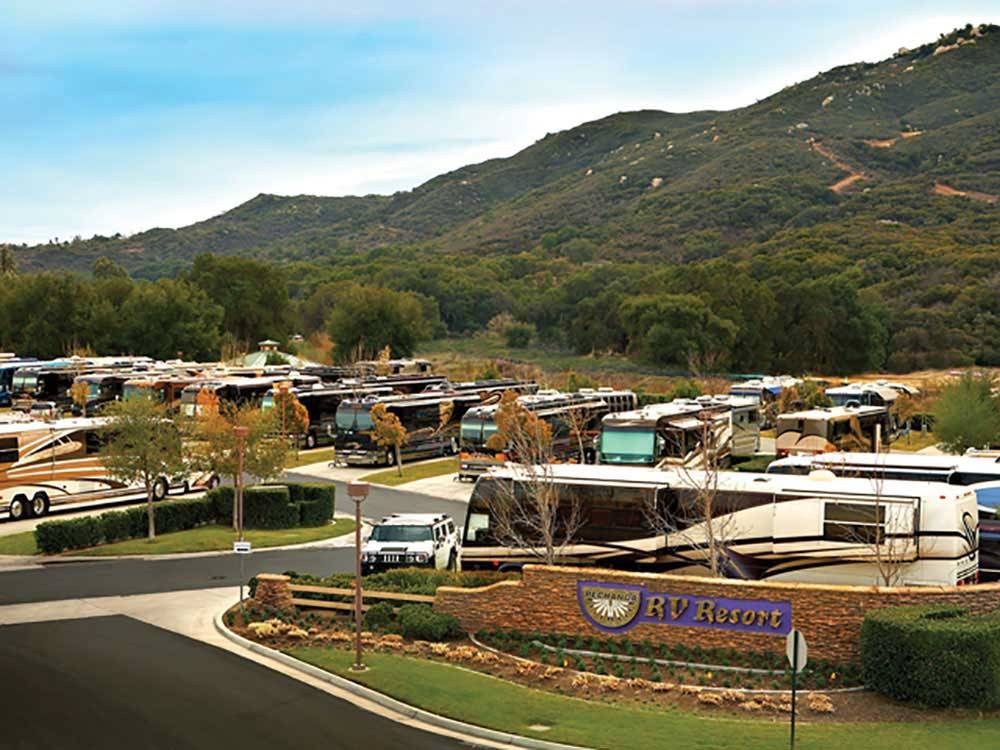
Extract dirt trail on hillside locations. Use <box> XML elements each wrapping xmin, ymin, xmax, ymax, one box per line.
<box><xmin>809</xmin><ymin>140</ymin><xmax>869</xmax><ymax>194</ymax></box>
<box><xmin>933</xmin><ymin>182</ymin><xmax>998</xmax><ymax>204</ymax></box>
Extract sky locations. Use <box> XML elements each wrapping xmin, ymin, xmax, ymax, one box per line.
<box><xmin>2</xmin><ymin>1</ymin><xmax>996</xmax><ymax>244</ymax></box>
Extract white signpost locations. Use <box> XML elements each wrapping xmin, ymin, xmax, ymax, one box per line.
<box><xmin>786</xmin><ymin>629</ymin><xmax>808</xmax><ymax>748</ymax></box>
<box><xmin>234</xmin><ymin>541</ymin><xmax>252</xmax><ymax>611</ymax></box>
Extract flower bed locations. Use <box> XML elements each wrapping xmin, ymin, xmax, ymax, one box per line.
<box><xmin>474</xmin><ymin>628</ymin><xmax>861</xmax><ymax>692</ymax></box>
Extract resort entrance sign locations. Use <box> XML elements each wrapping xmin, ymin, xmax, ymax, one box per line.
<box><xmin>577</xmin><ymin>581</ymin><xmax>792</xmax><ymax>636</ymax></box>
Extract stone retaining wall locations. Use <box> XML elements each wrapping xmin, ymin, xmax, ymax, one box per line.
<box><xmin>434</xmin><ymin>566</ymin><xmax>1000</xmax><ymax>661</ymax></box>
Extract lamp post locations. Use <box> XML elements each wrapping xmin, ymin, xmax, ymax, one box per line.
<box><xmin>233</xmin><ymin>425</ymin><xmax>250</xmax><ymax>542</ymax></box>
<box><xmin>347</xmin><ymin>480</ymin><xmax>369</xmax><ymax>671</ymax></box>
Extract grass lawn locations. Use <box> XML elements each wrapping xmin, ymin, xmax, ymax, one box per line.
<box><xmin>0</xmin><ymin>519</ymin><xmax>355</xmax><ymax>557</ymax></box>
<box><xmin>285</xmin><ymin>447</ymin><xmax>337</xmax><ymax>469</ymax></box>
<box><xmin>360</xmin><ymin>457</ymin><xmax>458</xmax><ymax>487</ymax></box>
<box><xmin>732</xmin><ymin>454</ymin><xmax>776</xmax><ymax>473</ymax></box>
<box><xmin>0</xmin><ymin>531</ymin><xmax>40</xmax><ymax>556</ymax></box>
<box><xmin>891</xmin><ymin>431</ymin><xmax>940</xmax><ymax>453</ymax></box>
<box><xmin>289</xmin><ymin>648</ymin><xmax>1000</xmax><ymax>750</ymax></box>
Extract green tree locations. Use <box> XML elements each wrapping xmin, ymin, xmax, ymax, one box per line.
<box><xmin>620</xmin><ymin>293</ymin><xmax>737</xmax><ymax>370</ymax></box>
<box><xmin>92</xmin><ymin>256</ymin><xmax>129</xmax><ymax>279</ymax></box>
<box><xmin>0</xmin><ymin>245</ymin><xmax>16</xmax><ymax>278</ymax></box>
<box><xmin>933</xmin><ymin>373</ymin><xmax>1000</xmax><ymax>454</ymax></box>
<box><xmin>327</xmin><ymin>284</ymin><xmax>435</xmax><ymax>362</ymax></box>
<box><xmin>119</xmin><ymin>279</ymin><xmax>224</xmax><ymax>360</ymax></box>
<box><xmin>504</xmin><ymin>321</ymin><xmax>535</xmax><ymax>348</ymax></box>
<box><xmin>101</xmin><ymin>397</ymin><xmax>187</xmax><ymax>540</ymax></box>
<box><xmin>187</xmin><ymin>254</ymin><xmax>292</xmax><ymax>345</ymax></box>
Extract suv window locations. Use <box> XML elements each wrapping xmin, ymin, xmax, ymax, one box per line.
<box><xmin>371</xmin><ymin>526</ymin><xmax>433</xmax><ymax>542</ymax></box>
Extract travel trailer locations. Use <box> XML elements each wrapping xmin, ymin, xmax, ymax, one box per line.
<box><xmin>462</xmin><ymin>463</ymin><xmax>979</xmax><ymax>587</ymax></box>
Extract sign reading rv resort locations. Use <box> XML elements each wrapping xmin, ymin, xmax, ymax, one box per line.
<box><xmin>577</xmin><ymin>581</ymin><xmax>792</xmax><ymax>636</ymax></box>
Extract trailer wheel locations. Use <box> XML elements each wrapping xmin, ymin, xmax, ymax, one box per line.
<box><xmin>305</xmin><ymin>432</ymin><xmax>317</xmax><ymax>450</ymax></box>
<box><xmin>30</xmin><ymin>493</ymin><xmax>50</xmax><ymax>518</ymax></box>
<box><xmin>385</xmin><ymin>451</ymin><xmax>395</xmax><ymax>466</ymax></box>
<box><xmin>207</xmin><ymin>474</ymin><xmax>220</xmax><ymax>490</ymax></box>
<box><xmin>152</xmin><ymin>477</ymin><xmax>169</xmax><ymax>501</ymax></box>
<box><xmin>8</xmin><ymin>496</ymin><xmax>28</xmax><ymax>520</ymax></box>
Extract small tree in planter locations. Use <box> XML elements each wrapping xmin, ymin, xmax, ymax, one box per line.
<box><xmin>101</xmin><ymin>397</ymin><xmax>186</xmax><ymax>540</ymax></box>
<box><xmin>191</xmin><ymin>402</ymin><xmax>289</xmax><ymax>529</ymax></box>
<box><xmin>70</xmin><ymin>380</ymin><xmax>90</xmax><ymax>418</ymax></box>
<box><xmin>371</xmin><ymin>402</ymin><xmax>408</xmax><ymax>476</ymax></box>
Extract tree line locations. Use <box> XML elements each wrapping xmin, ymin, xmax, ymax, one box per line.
<box><xmin>0</xmin><ymin>247</ymin><xmax>986</xmax><ymax>374</ymax></box>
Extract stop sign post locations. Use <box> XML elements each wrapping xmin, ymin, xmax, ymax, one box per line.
<box><xmin>786</xmin><ymin>629</ymin><xmax>807</xmax><ymax>748</ymax></box>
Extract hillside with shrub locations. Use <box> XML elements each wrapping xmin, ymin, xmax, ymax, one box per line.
<box><xmin>4</xmin><ymin>25</ymin><xmax>999</xmax><ymax>373</ymax></box>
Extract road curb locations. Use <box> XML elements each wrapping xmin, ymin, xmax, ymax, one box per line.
<box><xmin>213</xmin><ymin>607</ymin><xmax>591</xmax><ymax>750</ymax></box>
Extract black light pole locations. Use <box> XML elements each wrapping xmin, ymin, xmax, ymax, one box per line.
<box><xmin>347</xmin><ymin>480</ymin><xmax>369</xmax><ymax>671</ymax></box>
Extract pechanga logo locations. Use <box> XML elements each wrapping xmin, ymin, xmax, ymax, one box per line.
<box><xmin>579</xmin><ymin>583</ymin><xmax>643</xmax><ymax>630</ymax></box>
<box><xmin>577</xmin><ymin>581</ymin><xmax>792</xmax><ymax>636</ymax></box>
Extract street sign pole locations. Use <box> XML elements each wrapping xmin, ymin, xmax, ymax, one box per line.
<box><xmin>790</xmin><ymin>636</ymin><xmax>798</xmax><ymax>749</ymax></box>
<box><xmin>347</xmin><ymin>481</ymin><xmax>369</xmax><ymax>671</ymax></box>
<box><xmin>233</xmin><ymin>540</ymin><xmax>252</xmax><ymax>615</ymax></box>
<box><xmin>785</xmin><ymin>629</ymin><xmax>807</xmax><ymax>750</ymax></box>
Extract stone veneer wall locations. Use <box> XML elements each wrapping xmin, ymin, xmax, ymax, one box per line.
<box><xmin>434</xmin><ymin>565</ymin><xmax>1000</xmax><ymax>661</ymax></box>
<box><xmin>254</xmin><ymin>573</ymin><xmax>295</xmax><ymax>611</ymax></box>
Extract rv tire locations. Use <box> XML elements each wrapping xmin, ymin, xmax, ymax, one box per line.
<box><xmin>152</xmin><ymin>477</ymin><xmax>169</xmax><ymax>501</ymax></box>
<box><xmin>305</xmin><ymin>432</ymin><xmax>317</xmax><ymax>450</ymax></box>
<box><xmin>8</xmin><ymin>496</ymin><xmax>28</xmax><ymax>520</ymax></box>
<box><xmin>30</xmin><ymin>493</ymin><xmax>49</xmax><ymax>518</ymax></box>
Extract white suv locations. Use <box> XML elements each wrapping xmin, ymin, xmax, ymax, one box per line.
<box><xmin>361</xmin><ymin>513</ymin><xmax>460</xmax><ymax>574</ymax></box>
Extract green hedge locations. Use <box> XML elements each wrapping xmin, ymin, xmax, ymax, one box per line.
<box><xmin>861</xmin><ymin>604</ymin><xmax>1000</xmax><ymax>707</ymax></box>
<box><xmin>244</xmin><ymin>486</ymin><xmax>298</xmax><ymax>529</ymax></box>
<box><xmin>293</xmin><ymin>484</ymin><xmax>335</xmax><ymax>527</ymax></box>
<box><xmin>33</xmin><ymin>483</ymin><xmax>335</xmax><ymax>554</ymax></box>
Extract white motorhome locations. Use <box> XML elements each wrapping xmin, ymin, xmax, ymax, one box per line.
<box><xmin>598</xmin><ymin>395</ymin><xmax>760</xmax><ymax>468</ymax></box>
<box><xmin>462</xmin><ymin>463</ymin><xmax>979</xmax><ymax>587</ymax></box>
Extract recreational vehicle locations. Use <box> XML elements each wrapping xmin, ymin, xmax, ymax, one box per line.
<box><xmin>0</xmin><ymin>356</ymin><xmax>38</xmax><ymax>408</ymax></box>
<box><xmin>261</xmin><ymin>382</ymin><xmax>393</xmax><ymax>448</ymax></box>
<box><xmin>333</xmin><ymin>380</ymin><xmax>537</xmax><ymax>466</ymax></box>
<box><xmin>458</xmin><ymin>388</ymin><xmax>637</xmax><ymax>480</ymax></box>
<box><xmin>0</xmin><ymin>417</ymin><xmax>209</xmax><ymax>520</ymax></box>
<box><xmin>774</xmin><ymin>406</ymin><xmax>891</xmax><ymax>457</ymax></box>
<box><xmin>462</xmin><ymin>463</ymin><xmax>979</xmax><ymax>587</ymax></box>
<box><xmin>598</xmin><ymin>396</ymin><xmax>760</xmax><ymax>468</ymax></box>
<box><xmin>767</xmin><ymin>451</ymin><xmax>1000</xmax><ymax>577</ymax></box>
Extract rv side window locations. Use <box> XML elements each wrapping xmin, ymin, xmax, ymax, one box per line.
<box><xmin>823</xmin><ymin>502</ymin><xmax>885</xmax><ymax>543</ymax></box>
<box><xmin>0</xmin><ymin>437</ymin><xmax>18</xmax><ymax>464</ymax></box>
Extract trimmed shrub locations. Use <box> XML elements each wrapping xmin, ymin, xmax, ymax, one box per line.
<box><xmin>861</xmin><ymin>604</ymin><xmax>1000</xmax><ymax>707</ymax></box>
<box><xmin>155</xmin><ymin>497</ymin><xmax>215</xmax><ymax>534</ymax></box>
<box><xmin>207</xmin><ymin>486</ymin><xmax>235</xmax><ymax>523</ymax></box>
<box><xmin>394</xmin><ymin>604</ymin><xmax>463</xmax><ymax>641</ymax></box>
<box><xmin>243</xmin><ymin>486</ymin><xmax>299</xmax><ymax>529</ymax></box>
<box><xmin>363</xmin><ymin>601</ymin><xmax>396</xmax><ymax>631</ymax></box>
<box><xmin>35</xmin><ymin>516</ymin><xmax>102</xmax><ymax>554</ymax></box>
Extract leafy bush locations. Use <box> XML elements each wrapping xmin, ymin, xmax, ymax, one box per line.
<box><xmin>243</xmin><ymin>486</ymin><xmax>298</xmax><ymax>528</ymax></box>
<box><xmin>291</xmin><ymin>567</ymin><xmax>515</xmax><ymax>596</ymax></box>
<box><xmin>861</xmin><ymin>604</ymin><xmax>1000</xmax><ymax>707</ymax></box>
<box><xmin>363</xmin><ymin>601</ymin><xmax>395</xmax><ymax>631</ymax></box>
<box><xmin>207</xmin><ymin>486</ymin><xmax>235</xmax><ymax>522</ymax></box>
<box><xmin>292</xmin><ymin>484</ymin><xmax>335</xmax><ymax>527</ymax></box>
<box><xmin>35</xmin><ymin>516</ymin><xmax>103</xmax><ymax>554</ymax></box>
<box><xmin>394</xmin><ymin>604</ymin><xmax>463</xmax><ymax>641</ymax></box>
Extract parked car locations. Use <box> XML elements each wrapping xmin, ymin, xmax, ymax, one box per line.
<box><xmin>28</xmin><ymin>401</ymin><xmax>58</xmax><ymax>420</ymax></box>
<box><xmin>361</xmin><ymin>513</ymin><xmax>460</xmax><ymax>574</ymax></box>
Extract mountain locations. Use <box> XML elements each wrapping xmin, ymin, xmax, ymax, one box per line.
<box><xmin>12</xmin><ymin>24</ymin><xmax>997</xmax><ymax>281</ymax></box>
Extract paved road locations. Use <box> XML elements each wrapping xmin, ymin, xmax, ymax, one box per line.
<box><xmin>0</xmin><ymin>615</ymin><xmax>474</xmax><ymax>750</ymax></box>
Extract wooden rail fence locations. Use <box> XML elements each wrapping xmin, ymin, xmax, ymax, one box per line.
<box><xmin>288</xmin><ymin>583</ymin><xmax>435</xmax><ymax>613</ymax></box>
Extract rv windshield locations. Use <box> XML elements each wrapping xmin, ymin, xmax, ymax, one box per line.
<box><xmin>12</xmin><ymin>371</ymin><xmax>37</xmax><ymax>393</ymax></box>
<box><xmin>336</xmin><ymin>404</ymin><xmax>374</xmax><ymax>432</ymax></box>
<box><xmin>460</xmin><ymin>415</ymin><xmax>498</xmax><ymax>448</ymax></box>
<box><xmin>600</xmin><ymin>428</ymin><xmax>656</xmax><ymax>464</ymax></box>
